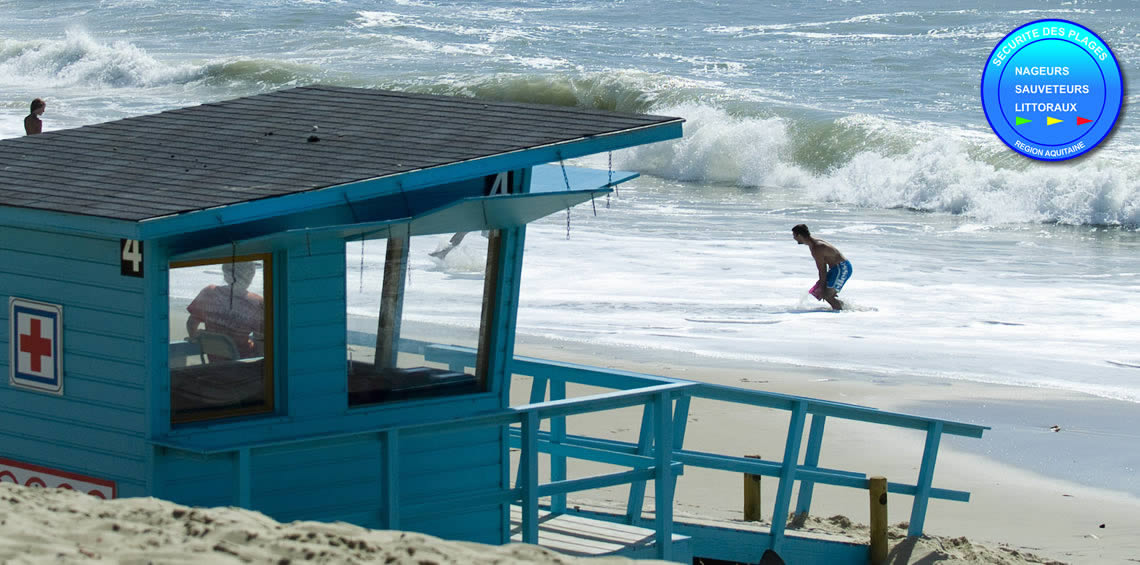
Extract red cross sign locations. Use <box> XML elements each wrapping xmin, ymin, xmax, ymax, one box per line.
<box><xmin>9</xmin><ymin>298</ymin><xmax>64</xmax><ymax>395</ymax></box>
<box><xmin>21</xmin><ymin>319</ymin><xmax>52</xmax><ymax>373</ymax></box>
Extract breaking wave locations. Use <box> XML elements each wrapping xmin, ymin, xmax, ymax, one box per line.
<box><xmin>0</xmin><ymin>30</ymin><xmax>323</xmax><ymax>89</ymax></box>
<box><xmin>5</xmin><ymin>31</ymin><xmax>1136</xmax><ymax>227</ymax></box>
<box><xmin>617</xmin><ymin>103</ymin><xmax>1140</xmax><ymax>228</ymax></box>
<box><xmin>388</xmin><ymin>73</ymin><xmax>1140</xmax><ymax>228</ymax></box>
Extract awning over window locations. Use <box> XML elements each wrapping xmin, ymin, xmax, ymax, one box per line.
<box><xmin>170</xmin><ymin>164</ymin><xmax>637</xmax><ymax>261</ymax></box>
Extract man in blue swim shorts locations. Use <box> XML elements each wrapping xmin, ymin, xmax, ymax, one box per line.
<box><xmin>793</xmin><ymin>224</ymin><xmax>852</xmax><ymax>310</ymax></box>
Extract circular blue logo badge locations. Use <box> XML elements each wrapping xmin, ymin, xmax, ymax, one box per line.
<box><xmin>981</xmin><ymin>20</ymin><xmax>1123</xmax><ymax>161</ymax></box>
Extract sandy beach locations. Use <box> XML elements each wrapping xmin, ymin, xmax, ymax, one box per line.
<box><xmin>0</xmin><ymin>477</ymin><xmax>1079</xmax><ymax>565</ymax></box>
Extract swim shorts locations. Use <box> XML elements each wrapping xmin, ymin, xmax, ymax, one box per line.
<box><xmin>826</xmin><ymin>260</ymin><xmax>852</xmax><ymax>294</ymax></box>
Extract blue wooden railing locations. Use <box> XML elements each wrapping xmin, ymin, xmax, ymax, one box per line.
<box><xmin>162</xmin><ymin>334</ymin><xmax>987</xmax><ymax>560</ymax></box>
<box><xmin>407</xmin><ymin>339</ymin><xmax>988</xmax><ymax>554</ymax></box>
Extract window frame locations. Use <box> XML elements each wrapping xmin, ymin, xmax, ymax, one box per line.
<box><xmin>346</xmin><ymin>232</ymin><xmax>496</xmax><ymax>408</ymax></box>
<box><xmin>169</xmin><ymin>253</ymin><xmax>276</xmax><ymax>424</ymax></box>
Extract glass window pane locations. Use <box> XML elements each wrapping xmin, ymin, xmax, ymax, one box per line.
<box><xmin>347</xmin><ymin>233</ymin><xmax>489</xmax><ymax>406</ymax></box>
<box><xmin>169</xmin><ymin>256</ymin><xmax>273</xmax><ymax>422</ymax></box>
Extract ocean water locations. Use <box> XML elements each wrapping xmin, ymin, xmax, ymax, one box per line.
<box><xmin>4</xmin><ymin>3</ymin><xmax>1139</xmax><ymax>403</ymax></box>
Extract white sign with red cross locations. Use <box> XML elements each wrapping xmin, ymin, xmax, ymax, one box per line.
<box><xmin>9</xmin><ymin>298</ymin><xmax>64</xmax><ymax>395</ymax></box>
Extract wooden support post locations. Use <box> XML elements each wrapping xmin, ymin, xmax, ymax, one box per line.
<box><xmin>624</xmin><ymin>403</ymin><xmax>654</xmax><ymax>525</ymax></box>
<box><xmin>769</xmin><ymin>401</ymin><xmax>808</xmax><ymax>554</ymax></box>
<box><xmin>381</xmin><ymin>430</ymin><xmax>400</xmax><ymax>530</ymax></box>
<box><xmin>476</xmin><ymin>229</ymin><xmax>503</xmax><ymax>388</ymax></box>
<box><xmin>794</xmin><ymin>414</ymin><xmax>827</xmax><ymax>521</ymax></box>
<box><xmin>376</xmin><ymin>233</ymin><xmax>409</xmax><ymax>369</ymax></box>
<box><xmin>869</xmin><ymin>476</ymin><xmax>888</xmax><ymax>565</ymax></box>
<box><xmin>653</xmin><ymin>392</ymin><xmax>674</xmax><ymax>561</ymax></box>
<box><xmin>908</xmin><ymin>421</ymin><xmax>943</xmax><ymax>537</ymax></box>
<box><xmin>236</xmin><ymin>448</ymin><xmax>251</xmax><ymax>508</ymax></box>
<box><xmin>550</xmin><ymin>379</ymin><xmax>568</xmax><ymax>514</ymax></box>
<box><xmin>521</xmin><ymin>412</ymin><xmax>540</xmax><ymax>545</ymax></box>
<box><xmin>743</xmin><ymin>455</ymin><xmax>763</xmax><ymax>521</ymax></box>
<box><xmin>670</xmin><ymin>395</ymin><xmax>690</xmax><ymax>497</ymax></box>
<box><xmin>514</xmin><ymin>377</ymin><xmax>549</xmax><ymax>489</ymax></box>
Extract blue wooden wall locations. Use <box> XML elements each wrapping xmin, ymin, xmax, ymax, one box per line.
<box><xmin>155</xmin><ymin>229</ymin><xmax>507</xmax><ymax>543</ymax></box>
<box><xmin>0</xmin><ymin>226</ymin><xmax>148</xmax><ymax>497</ymax></box>
<box><xmin>285</xmin><ymin>237</ymin><xmax>348</xmax><ymax>417</ymax></box>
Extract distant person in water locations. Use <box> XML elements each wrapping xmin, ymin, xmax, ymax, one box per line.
<box><xmin>429</xmin><ymin>231</ymin><xmax>491</xmax><ymax>260</ymax></box>
<box><xmin>793</xmin><ymin>224</ymin><xmax>851</xmax><ymax>310</ymax></box>
<box><xmin>429</xmin><ymin>232</ymin><xmax>470</xmax><ymax>259</ymax></box>
<box><xmin>24</xmin><ymin>98</ymin><xmax>45</xmax><ymax>135</ymax></box>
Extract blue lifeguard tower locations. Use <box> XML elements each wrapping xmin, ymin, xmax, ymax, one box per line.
<box><xmin>0</xmin><ymin>86</ymin><xmax>986</xmax><ymax>563</ymax></box>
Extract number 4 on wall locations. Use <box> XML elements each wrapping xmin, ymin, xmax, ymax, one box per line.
<box><xmin>120</xmin><ymin>239</ymin><xmax>144</xmax><ymax>278</ymax></box>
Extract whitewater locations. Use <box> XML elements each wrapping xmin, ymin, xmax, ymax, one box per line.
<box><xmin>2</xmin><ymin>1</ymin><xmax>1139</xmax><ymax>409</ymax></box>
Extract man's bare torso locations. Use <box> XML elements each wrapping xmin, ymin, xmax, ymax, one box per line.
<box><xmin>810</xmin><ymin>238</ymin><xmax>846</xmax><ymax>266</ymax></box>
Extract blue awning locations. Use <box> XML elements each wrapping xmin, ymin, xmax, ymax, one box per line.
<box><xmin>170</xmin><ymin>164</ymin><xmax>637</xmax><ymax>261</ymax></box>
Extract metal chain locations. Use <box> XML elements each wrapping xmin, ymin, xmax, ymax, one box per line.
<box><xmin>607</xmin><ymin>151</ymin><xmax>614</xmax><ymax>207</ymax></box>
<box><xmin>229</xmin><ymin>242</ymin><xmax>237</xmax><ymax>309</ymax></box>
<box><xmin>560</xmin><ymin>156</ymin><xmax>572</xmax><ymax>239</ymax></box>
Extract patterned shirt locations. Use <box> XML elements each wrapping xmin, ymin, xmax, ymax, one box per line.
<box><xmin>187</xmin><ymin>285</ymin><xmax>264</xmax><ymax>358</ymax></box>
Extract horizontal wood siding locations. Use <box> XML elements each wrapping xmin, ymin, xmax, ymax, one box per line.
<box><xmin>399</xmin><ymin>427</ymin><xmax>504</xmax><ymax>543</ymax></box>
<box><xmin>286</xmin><ymin>238</ymin><xmax>346</xmax><ymax>418</ymax></box>
<box><xmin>0</xmin><ymin>227</ymin><xmax>147</xmax><ymax>494</ymax></box>
<box><xmin>251</xmin><ymin>435</ymin><xmax>383</xmax><ymax>523</ymax></box>
<box><xmin>401</xmin><ymin>507</ymin><xmax>502</xmax><ymax>545</ymax></box>
<box><xmin>154</xmin><ymin>449</ymin><xmax>237</xmax><ymax>508</ymax></box>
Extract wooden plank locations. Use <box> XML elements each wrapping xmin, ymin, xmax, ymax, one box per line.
<box><xmin>507</xmin><ymin>506</ymin><xmax>687</xmax><ymax>557</ymax></box>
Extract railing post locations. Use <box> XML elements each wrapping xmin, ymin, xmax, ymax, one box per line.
<box><xmin>514</xmin><ymin>377</ymin><xmax>549</xmax><ymax>488</ymax></box>
<box><xmin>908</xmin><ymin>421</ymin><xmax>943</xmax><ymax>537</ymax></box>
<box><xmin>237</xmin><ymin>448</ymin><xmax>251</xmax><ymax>508</ymax></box>
<box><xmin>653</xmin><ymin>392</ymin><xmax>674</xmax><ymax>561</ymax></box>
<box><xmin>794</xmin><ymin>414</ymin><xmax>827</xmax><ymax>520</ymax></box>
<box><xmin>381</xmin><ymin>429</ymin><xmax>400</xmax><ymax>529</ymax></box>
<box><xmin>670</xmin><ymin>395</ymin><xmax>690</xmax><ymax>497</ymax></box>
<box><xmin>770</xmin><ymin>400</ymin><xmax>808</xmax><ymax>554</ymax></box>
<box><xmin>671</xmin><ymin>395</ymin><xmax>691</xmax><ymax>449</ymax></box>
<box><xmin>550</xmin><ymin>379</ymin><xmax>568</xmax><ymax>513</ymax></box>
<box><xmin>625</xmin><ymin>402</ymin><xmax>655</xmax><ymax>525</ymax></box>
<box><xmin>529</xmin><ymin>376</ymin><xmax>550</xmax><ymax>404</ymax></box>
<box><xmin>521</xmin><ymin>411</ymin><xmax>540</xmax><ymax>545</ymax></box>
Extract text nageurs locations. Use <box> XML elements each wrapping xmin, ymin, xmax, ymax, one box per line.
<box><xmin>991</xmin><ymin>24</ymin><xmax>1109</xmax><ymax>66</ymax></box>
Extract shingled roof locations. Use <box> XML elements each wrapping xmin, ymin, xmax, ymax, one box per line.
<box><xmin>0</xmin><ymin>86</ymin><xmax>680</xmax><ymax>222</ymax></box>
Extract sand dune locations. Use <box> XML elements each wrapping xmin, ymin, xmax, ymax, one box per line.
<box><xmin>0</xmin><ymin>482</ymin><xmax>1068</xmax><ymax>564</ymax></box>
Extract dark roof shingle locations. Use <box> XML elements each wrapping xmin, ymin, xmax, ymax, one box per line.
<box><xmin>0</xmin><ymin>86</ymin><xmax>679</xmax><ymax>222</ymax></box>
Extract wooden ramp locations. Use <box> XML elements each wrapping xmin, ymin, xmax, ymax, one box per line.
<box><xmin>509</xmin><ymin>506</ymin><xmax>692</xmax><ymax>562</ymax></box>
<box><xmin>563</xmin><ymin>504</ymin><xmax>868</xmax><ymax>565</ymax></box>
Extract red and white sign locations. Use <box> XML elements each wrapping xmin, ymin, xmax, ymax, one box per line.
<box><xmin>9</xmin><ymin>298</ymin><xmax>63</xmax><ymax>395</ymax></box>
<box><xmin>0</xmin><ymin>457</ymin><xmax>116</xmax><ymax>499</ymax></box>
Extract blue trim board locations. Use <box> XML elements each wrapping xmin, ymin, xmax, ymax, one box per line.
<box><xmin>0</xmin><ymin>207</ymin><xmax>139</xmax><ymax>239</ymax></box>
